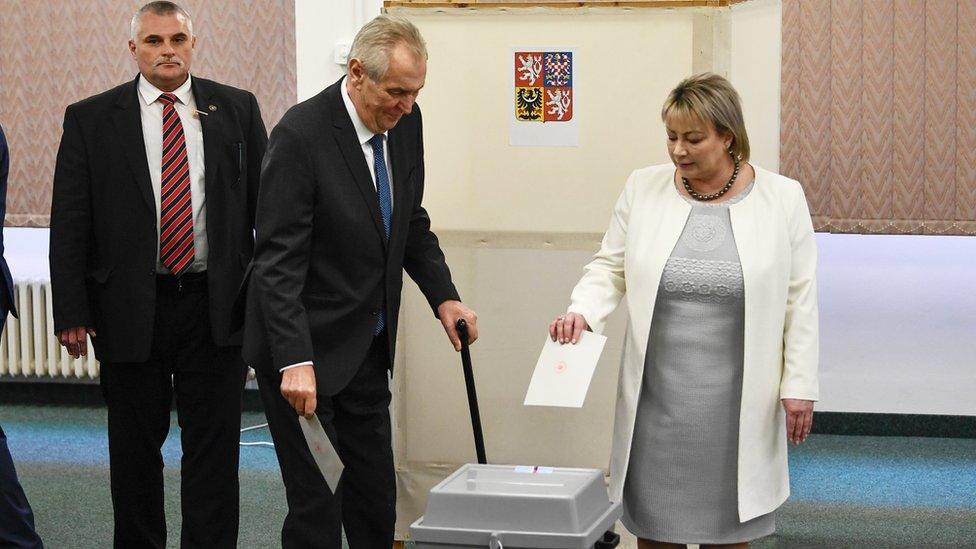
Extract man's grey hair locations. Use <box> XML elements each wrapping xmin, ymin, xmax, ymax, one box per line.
<box><xmin>130</xmin><ymin>1</ymin><xmax>194</xmax><ymax>41</ymax></box>
<box><xmin>348</xmin><ymin>15</ymin><xmax>427</xmax><ymax>81</ymax></box>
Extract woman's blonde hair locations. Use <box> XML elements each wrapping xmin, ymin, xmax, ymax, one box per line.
<box><xmin>661</xmin><ymin>73</ymin><xmax>750</xmax><ymax>162</ymax></box>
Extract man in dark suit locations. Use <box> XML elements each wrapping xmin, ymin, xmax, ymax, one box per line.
<box><xmin>49</xmin><ymin>3</ymin><xmax>266</xmax><ymax>547</ymax></box>
<box><xmin>0</xmin><ymin>125</ymin><xmax>44</xmax><ymax>549</ymax></box>
<box><xmin>243</xmin><ymin>14</ymin><xmax>478</xmax><ymax>549</ymax></box>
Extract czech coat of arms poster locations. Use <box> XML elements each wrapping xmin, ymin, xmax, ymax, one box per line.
<box><xmin>511</xmin><ymin>48</ymin><xmax>578</xmax><ymax>146</ymax></box>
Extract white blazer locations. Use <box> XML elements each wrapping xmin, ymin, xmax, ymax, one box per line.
<box><xmin>568</xmin><ymin>163</ymin><xmax>819</xmax><ymax>522</ymax></box>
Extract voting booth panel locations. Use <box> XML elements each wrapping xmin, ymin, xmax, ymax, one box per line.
<box><xmin>395</xmin><ymin>245</ymin><xmax>628</xmax><ymax>537</ymax></box>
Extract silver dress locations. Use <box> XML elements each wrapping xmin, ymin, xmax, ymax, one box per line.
<box><xmin>621</xmin><ymin>183</ymin><xmax>775</xmax><ymax>544</ymax></box>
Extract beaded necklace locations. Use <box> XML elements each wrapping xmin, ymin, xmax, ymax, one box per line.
<box><xmin>683</xmin><ymin>153</ymin><xmax>741</xmax><ymax>202</ymax></box>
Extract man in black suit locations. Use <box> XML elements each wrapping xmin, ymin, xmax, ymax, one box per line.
<box><xmin>49</xmin><ymin>2</ymin><xmax>266</xmax><ymax>547</ymax></box>
<box><xmin>0</xmin><ymin>124</ymin><xmax>44</xmax><ymax>549</ymax></box>
<box><xmin>243</xmin><ymin>14</ymin><xmax>478</xmax><ymax>549</ymax></box>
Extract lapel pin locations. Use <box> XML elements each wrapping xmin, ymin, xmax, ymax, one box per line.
<box><xmin>208</xmin><ymin>104</ymin><xmax>217</xmax><ymax>112</ymax></box>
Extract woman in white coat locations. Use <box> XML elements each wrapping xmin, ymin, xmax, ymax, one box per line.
<box><xmin>550</xmin><ymin>74</ymin><xmax>819</xmax><ymax>549</ymax></box>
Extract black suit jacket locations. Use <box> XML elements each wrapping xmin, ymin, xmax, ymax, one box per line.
<box><xmin>242</xmin><ymin>78</ymin><xmax>459</xmax><ymax>396</ymax></box>
<box><xmin>0</xmin><ymin>124</ymin><xmax>18</xmax><ymax>323</ymax></box>
<box><xmin>50</xmin><ymin>75</ymin><xmax>267</xmax><ymax>362</ymax></box>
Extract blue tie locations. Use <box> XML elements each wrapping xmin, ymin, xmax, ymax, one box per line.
<box><xmin>369</xmin><ymin>134</ymin><xmax>392</xmax><ymax>334</ymax></box>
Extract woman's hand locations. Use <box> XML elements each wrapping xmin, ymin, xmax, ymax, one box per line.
<box><xmin>782</xmin><ymin>398</ymin><xmax>814</xmax><ymax>444</ymax></box>
<box><xmin>549</xmin><ymin>312</ymin><xmax>589</xmax><ymax>344</ymax></box>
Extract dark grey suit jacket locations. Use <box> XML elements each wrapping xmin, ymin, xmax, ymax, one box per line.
<box><xmin>50</xmin><ymin>75</ymin><xmax>267</xmax><ymax>362</ymax></box>
<box><xmin>0</xmin><ymin>124</ymin><xmax>18</xmax><ymax>324</ymax></box>
<box><xmin>242</xmin><ymin>78</ymin><xmax>459</xmax><ymax>395</ymax></box>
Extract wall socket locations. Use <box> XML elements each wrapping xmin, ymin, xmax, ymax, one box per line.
<box><xmin>334</xmin><ymin>41</ymin><xmax>351</xmax><ymax>65</ymax></box>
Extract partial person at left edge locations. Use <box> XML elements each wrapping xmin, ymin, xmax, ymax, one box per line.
<box><xmin>0</xmin><ymin>124</ymin><xmax>44</xmax><ymax>549</ymax></box>
<box><xmin>48</xmin><ymin>2</ymin><xmax>267</xmax><ymax>548</ymax></box>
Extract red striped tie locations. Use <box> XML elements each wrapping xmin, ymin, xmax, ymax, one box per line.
<box><xmin>158</xmin><ymin>93</ymin><xmax>194</xmax><ymax>276</ymax></box>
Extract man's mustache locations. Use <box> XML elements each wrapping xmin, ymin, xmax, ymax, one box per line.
<box><xmin>153</xmin><ymin>57</ymin><xmax>185</xmax><ymax>67</ymax></box>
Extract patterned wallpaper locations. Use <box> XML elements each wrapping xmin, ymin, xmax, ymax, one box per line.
<box><xmin>781</xmin><ymin>0</ymin><xmax>976</xmax><ymax>235</ymax></box>
<box><xmin>0</xmin><ymin>0</ymin><xmax>297</xmax><ymax>227</ymax></box>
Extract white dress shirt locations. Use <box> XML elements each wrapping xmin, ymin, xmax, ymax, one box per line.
<box><xmin>340</xmin><ymin>77</ymin><xmax>394</xmax><ymax>202</ymax></box>
<box><xmin>138</xmin><ymin>74</ymin><xmax>208</xmax><ymax>273</ymax></box>
<box><xmin>281</xmin><ymin>79</ymin><xmax>396</xmax><ymax>373</ymax></box>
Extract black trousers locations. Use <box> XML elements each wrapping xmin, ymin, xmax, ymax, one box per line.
<box><xmin>98</xmin><ymin>273</ymin><xmax>247</xmax><ymax>549</ymax></box>
<box><xmin>0</xmin><ymin>425</ymin><xmax>43</xmax><ymax>549</ymax></box>
<box><xmin>258</xmin><ymin>334</ymin><xmax>395</xmax><ymax>549</ymax></box>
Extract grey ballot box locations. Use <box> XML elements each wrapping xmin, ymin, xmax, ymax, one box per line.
<box><xmin>410</xmin><ymin>464</ymin><xmax>622</xmax><ymax>549</ymax></box>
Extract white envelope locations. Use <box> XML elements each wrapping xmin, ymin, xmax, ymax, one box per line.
<box><xmin>523</xmin><ymin>330</ymin><xmax>607</xmax><ymax>408</ymax></box>
<box><xmin>298</xmin><ymin>414</ymin><xmax>344</xmax><ymax>493</ymax></box>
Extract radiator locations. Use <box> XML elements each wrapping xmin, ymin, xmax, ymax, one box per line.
<box><xmin>0</xmin><ymin>279</ymin><xmax>99</xmax><ymax>379</ymax></box>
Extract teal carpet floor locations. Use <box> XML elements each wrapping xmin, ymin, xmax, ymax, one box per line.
<box><xmin>3</xmin><ymin>405</ymin><xmax>286</xmax><ymax>548</ymax></box>
<box><xmin>2</xmin><ymin>404</ymin><xmax>974</xmax><ymax>548</ymax></box>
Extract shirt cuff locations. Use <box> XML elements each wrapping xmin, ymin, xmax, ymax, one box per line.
<box><xmin>280</xmin><ymin>361</ymin><xmax>313</xmax><ymax>372</ymax></box>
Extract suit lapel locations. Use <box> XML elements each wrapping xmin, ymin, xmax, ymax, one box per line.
<box><xmin>191</xmin><ymin>77</ymin><xmax>220</xmax><ymax>198</ymax></box>
<box><xmin>112</xmin><ymin>77</ymin><xmax>155</xmax><ymax>213</ymax></box>
<box><xmin>330</xmin><ymin>87</ymin><xmax>387</xmax><ymax>247</ymax></box>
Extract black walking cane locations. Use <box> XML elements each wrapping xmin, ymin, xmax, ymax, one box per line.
<box><xmin>456</xmin><ymin>319</ymin><xmax>487</xmax><ymax>465</ymax></box>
